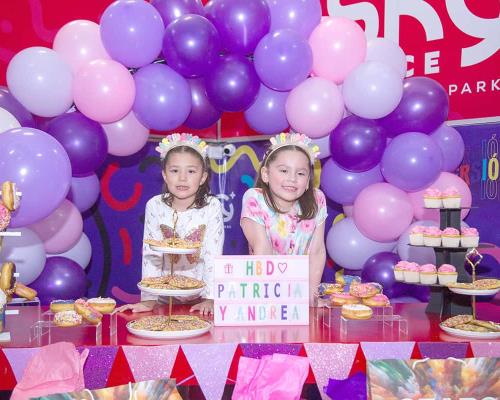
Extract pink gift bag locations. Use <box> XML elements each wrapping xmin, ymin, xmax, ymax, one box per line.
<box><xmin>233</xmin><ymin>354</ymin><xmax>309</xmax><ymax>400</ymax></box>
<box><xmin>11</xmin><ymin>342</ymin><xmax>89</xmax><ymax>400</ymax></box>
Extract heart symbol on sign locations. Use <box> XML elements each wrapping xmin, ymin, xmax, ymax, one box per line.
<box><xmin>278</xmin><ymin>262</ymin><xmax>288</xmax><ymax>273</ymax></box>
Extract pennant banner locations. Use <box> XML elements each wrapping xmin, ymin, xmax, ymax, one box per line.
<box><xmin>361</xmin><ymin>342</ymin><xmax>415</xmax><ymax>361</ymax></box>
<box><xmin>418</xmin><ymin>342</ymin><xmax>469</xmax><ymax>359</ymax></box>
<box><xmin>81</xmin><ymin>346</ymin><xmax>119</xmax><ymax>390</ymax></box>
<box><xmin>471</xmin><ymin>342</ymin><xmax>500</xmax><ymax>358</ymax></box>
<box><xmin>123</xmin><ymin>345</ymin><xmax>179</xmax><ymax>383</ymax></box>
<box><xmin>3</xmin><ymin>348</ymin><xmax>40</xmax><ymax>382</ymax></box>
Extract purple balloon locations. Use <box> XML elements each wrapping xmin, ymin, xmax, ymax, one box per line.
<box><xmin>47</xmin><ymin>112</ymin><xmax>108</xmax><ymax>176</ymax></box>
<box><xmin>254</xmin><ymin>29</ymin><xmax>312</xmax><ymax>91</ymax></box>
<box><xmin>30</xmin><ymin>256</ymin><xmax>87</xmax><ymax>304</ymax></box>
<box><xmin>205</xmin><ymin>54</ymin><xmax>260</xmax><ymax>112</ymax></box>
<box><xmin>152</xmin><ymin>0</ymin><xmax>204</xmax><ymax>27</ymax></box>
<box><xmin>67</xmin><ymin>174</ymin><xmax>100</xmax><ymax>213</ymax></box>
<box><xmin>361</xmin><ymin>252</ymin><xmax>400</xmax><ymax>298</ymax></box>
<box><xmin>184</xmin><ymin>78</ymin><xmax>221</xmax><ymax>129</ymax></box>
<box><xmin>330</xmin><ymin>115</ymin><xmax>387</xmax><ymax>172</ymax></box>
<box><xmin>244</xmin><ymin>84</ymin><xmax>289</xmax><ymax>135</ymax></box>
<box><xmin>100</xmin><ymin>0</ymin><xmax>164</xmax><ymax>68</ymax></box>
<box><xmin>206</xmin><ymin>0</ymin><xmax>270</xmax><ymax>55</ymax></box>
<box><xmin>381</xmin><ymin>132</ymin><xmax>443</xmax><ymax>192</ymax></box>
<box><xmin>266</xmin><ymin>0</ymin><xmax>321</xmax><ymax>39</ymax></box>
<box><xmin>0</xmin><ymin>87</ymin><xmax>36</xmax><ymax>128</ymax></box>
<box><xmin>133</xmin><ymin>63</ymin><xmax>191</xmax><ymax>130</ymax></box>
<box><xmin>162</xmin><ymin>14</ymin><xmax>221</xmax><ymax>78</ymax></box>
<box><xmin>378</xmin><ymin>77</ymin><xmax>449</xmax><ymax>137</ymax></box>
<box><xmin>0</xmin><ymin>128</ymin><xmax>71</xmax><ymax>227</ymax></box>
<box><xmin>429</xmin><ymin>123</ymin><xmax>465</xmax><ymax>172</ymax></box>
<box><xmin>321</xmin><ymin>159</ymin><xmax>384</xmax><ymax>205</ymax></box>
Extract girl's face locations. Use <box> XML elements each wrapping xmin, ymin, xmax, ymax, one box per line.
<box><xmin>162</xmin><ymin>151</ymin><xmax>207</xmax><ymax>206</ymax></box>
<box><xmin>261</xmin><ymin>149</ymin><xmax>311</xmax><ymax>211</ymax></box>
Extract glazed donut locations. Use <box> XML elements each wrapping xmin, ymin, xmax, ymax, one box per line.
<box><xmin>349</xmin><ymin>282</ymin><xmax>381</xmax><ymax>298</ymax></box>
<box><xmin>0</xmin><ymin>262</ymin><xmax>16</xmax><ymax>293</ymax></box>
<box><xmin>341</xmin><ymin>304</ymin><xmax>373</xmax><ymax>320</ymax></box>
<box><xmin>50</xmin><ymin>299</ymin><xmax>75</xmax><ymax>313</ymax></box>
<box><xmin>87</xmin><ymin>297</ymin><xmax>116</xmax><ymax>314</ymax></box>
<box><xmin>75</xmin><ymin>299</ymin><xmax>103</xmax><ymax>325</ymax></box>
<box><xmin>1</xmin><ymin>181</ymin><xmax>20</xmax><ymax>211</ymax></box>
<box><xmin>14</xmin><ymin>282</ymin><xmax>37</xmax><ymax>300</ymax></box>
<box><xmin>53</xmin><ymin>310</ymin><xmax>82</xmax><ymax>327</ymax></box>
<box><xmin>0</xmin><ymin>203</ymin><xmax>11</xmax><ymax>231</ymax></box>
<box><xmin>330</xmin><ymin>293</ymin><xmax>359</xmax><ymax>306</ymax></box>
<box><xmin>362</xmin><ymin>294</ymin><xmax>390</xmax><ymax>307</ymax></box>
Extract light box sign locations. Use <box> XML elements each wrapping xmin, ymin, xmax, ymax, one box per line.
<box><xmin>214</xmin><ymin>255</ymin><xmax>309</xmax><ymax>326</ymax></box>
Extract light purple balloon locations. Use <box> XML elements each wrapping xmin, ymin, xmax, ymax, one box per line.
<box><xmin>311</xmin><ymin>134</ymin><xmax>331</xmax><ymax>159</ymax></box>
<box><xmin>100</xmin><ymin>0</ymin><xmax>164</xmax><ymax>68</ymax></box>
<box><xmin>397</xmin><ymin>220</ymin><xmax>438</xmax><ymax>265</ymax></box>
<box><xmin>366</xmin><ymin>38</ymin><xmax>407</xmax><ymax>79</ymax></box>
<box><xmin>0</xmin><ymin>128</ymin><xmax>71</xmax><ymax>228</ymax></box>
<box><xmin>381</xmin><ymin>132</ymin><xmax>443</xmax><ymax>192</ymax></box>
<box><xmin>326</xmin><ymin>218</ymin><xmax>396</xmax><ymax>270</ymax></box>
<box><xmin>67</xmin><ymin>174</ymin><xmax>100</xmax><ymax>213</ymax></box>
<box><xmin>244</xmin><ymin>84</ymin><xmax>289</xmax><ymax>135</ymax></box>
<box><xmin>321</xmin><ymin>159</ymin><xmax>384</xmax><ymax>205</ymax></box>
<box><xmin>133</xmin><ymin>63</ymin><xmax>191</xmax><ymax>130</ymax></box>
<box><xmin>184</xmin><ymin>78</ymin><xmax>221</xmax><ymax>129</ymax></box>
<box><xmin>0</xmin><ymin>87</ymin><xmax>36</xmax><ymax>128</ymax></box>
<box><xmin>152</xmin><ymin>0</ymin><xmax>204</xmax><ymax>26</ymax></box>
<box><xmin>254</xmin><ymin>29</ymin><xmax>312</xmax><ymax>91</ymax></box>
<box><xmin>206</xmin><ymin>0</ymin><xmax>270</xmax><ymax>55</ymax></box>
<box><xmin>48</xmin><ymin>232</ymin><xmax>92</xmax><ymax>270</ymax></box>
<box><xmin>429</xmin><ymin>123</ymin><xmax>465</xmax><ymax>172</ymax></box>
<box><xmin>266</xmin><ymin>0</ymin><xmax>321</xmax><ymax>39</ymax></box>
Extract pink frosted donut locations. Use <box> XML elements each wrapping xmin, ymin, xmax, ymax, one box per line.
<box><xmin>0</xmin><ymin>204</ymin><xmax>11</xmax><ymax>231</ymax></box>
<box><xmin>350</xmin><ymin>283</ymin><xmax>381</xmax><ymax>298</ymax></box>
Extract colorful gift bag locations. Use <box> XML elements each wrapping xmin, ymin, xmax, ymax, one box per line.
<box><xmin>367</xmin><ymin>357</ymin><xmax>500</xmax><ymax>399</ymax></box>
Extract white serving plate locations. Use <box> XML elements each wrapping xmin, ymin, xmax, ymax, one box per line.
<box><xmin>149</xmin><ymin>245</ymin><xmax>198</xmax><ymax>254</ymax></box>
<box><xmin>126</xmin><ymin>320</ymin><xmax>211</xmax><ymax>339</ymax></box>
<box><xmin>447</xmin><ymin>287</ymin><xmax>500</xmax><ymax>296</ymax></box>
<box><xmin>137</xmin><ymin>283</ymin><xmax>204</xmax><ymax>297</ymax></box>
<box><xmin>440</xmin><ymin>324</ymin><xmax>500</xmax><ymax>339</ymax></box>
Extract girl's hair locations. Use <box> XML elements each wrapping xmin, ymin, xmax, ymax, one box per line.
<box><xmin>255</xmin><ymin>145</ymin><xmax>318</xmax><ymax>220</ymax></box>
<box><xmin>161</xmin><ymin>146</ymin><xmax>212</xmax><ymax>209</ymax></box>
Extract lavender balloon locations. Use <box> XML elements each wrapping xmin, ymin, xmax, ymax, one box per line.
<box><xmin>67</xmin><ymin>174</ymin><xmax>100</xmax><ymax>213</ymax></box>
<box><xmin>397</xmin><ymin>220</ymin><xmax>438</xmax><ymax>265</ymax></box>
<box><xmin>205</xmin><ymin>54</ymin><xmax>260</xmax><ymax>112</ymax></box>
<box><xmin>378</xmin><ymin>77</ymin><xmax>449</xmax><ymax>137</ymax></box>
<box><xmin>152</xmin><ymin>0</ymin><xmax>204</xmax><ymax>26</ymax></box>
<box><xmin>47</xmin><ymin>112</ymin><xmax>108</xmax><ymax>176</ymax></box>
<box><xmin>0</xmin><ymin>87</ymin><xmax>36</xmax><ymax>128</ymax></box>
<box><xmin>0</xmin><ymin>128</ymin><xmax>71</xmax><ymax>227</ymax></box>
<box><xmin>266</xmin><ymin>0</ymin><xmax>321</xmax><ymax>39</ymax></box>
<box><xmin>429</xmin><ymin>123</ymin><xmax>465</xmax><ymax>172</ymax></box>
<box><xmin>244</xmin><ymin>84</ymin><xmax>289</xmax><ymax>135</ymax></box>
<box><xmin>162</xmin><ymin>14</ymin><xmax>221</xmax><ymax>78</ymax></box>
<box><xmin>133</xmin><ymin>64</ymin><xmax>191</xmax><ymax>130</ymax></box>
<box><xmin>184</xmin><ymin>78</ymin><xmax>221</xmax><ymax>129</ymax></box>
<box><xmin>254</xmin><ymin>29</ymin><xmax>312</xmax><ymax>91</ymax></box>
<box><xmin>321</xmin><ymin>159</ymin><xmax>383</xmax><ymax>205</ymax></box>
<box><xmin>381</xmin><ymin>132</ymin><xmax>443</xmax><ymax>192</ymax></box>
<box><xmin>330</xmin><ymin>115</ymin><xmax>387</xmax><ymax>172</ymax></box>
<box><xmin>362</xmin><ymin>252</ymin><xmax>401</xmax><ymax>298</ymax></box>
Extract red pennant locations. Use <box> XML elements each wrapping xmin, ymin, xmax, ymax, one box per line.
<box><xmin>297</xmin><ymin>344</ymin><xmax>316</xmax><ymax>384</ymax></box>
<box><xmin>465</xmin><ymin>343</ymin><xmax>474</xmax><ymax>358</ymax></box>
<box><xmin>348</xmin><ymin>345</ymin><xmax>366</xmax><ymax>376</ymax></box>
<box><xmin>170</xmin><ymin>347</ymin><xmax>198</xmax><ymax>386</ymax></box>
<box><xmin>106</xmin><ymin>347</ymin><xmax>134</xmax><ymax>387</ymax></box>
<box><xmin>410</xmin><ymin>344</ymin><xmax>423</xmax><ymax>359</ymax></box>
<box><xmin>0</xmin><ymin>349</ymin><xmax>17</xmax><ymax>390</ymax></box>
<box><xmin>227</xmin><ymin>344</ymin><xmax>243</xmax><ymax>383</ymax></box>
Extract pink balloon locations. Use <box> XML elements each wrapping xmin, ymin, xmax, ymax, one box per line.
<box><xmin>29</xmin><ymin>200</ymin><xmax>83</xmax><ymax>254</ymax></box>
<box><xmin>73</xmin><ymin>59</ymin><xmax>135</xmax><ymax>123</ymax></box>
<box><xmin>53</xmin><ymin>20</ymin><xmax>110</xmax><ymax>74</ymax></box>
<box><xmin>309</xmin><ymin>17</ymin><xmax>366</xmax><ymax>84</ymax></box>
<box><xmin>408</xmin><ymin>172</ymin><xmax>472</xmax><ymax>221</ymax></box>
<box><xmin>102</xmin><ymin>111</ymin><xmax>149</xmax><ymax>156</ymax></box>
<box><xmin>285</xmin><ymin>77</ymin><xmax>344</xmax><ymax>138</ymax></box>
<box><xmin>353</xmin><ymin>182</ymin><xmax>413</xmax><ymax>242</ymax></box>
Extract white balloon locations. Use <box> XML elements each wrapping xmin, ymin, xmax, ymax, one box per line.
<box><xmin>0</xmin><ymin>107</ymin><xmax>21</xmax><ymax>133</ymax></box>
<box><xmin>48</xmin><ymin>232</ymin><xmax>92</xmax><ymax>269</ymax></box>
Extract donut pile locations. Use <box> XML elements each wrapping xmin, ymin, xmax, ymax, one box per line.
<box><xmin>52</xmin><ymin>297</ymin><xmax>116</xmax><ymax>327</ymax></box>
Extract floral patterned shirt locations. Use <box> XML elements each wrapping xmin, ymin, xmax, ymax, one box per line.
<box><xmin>240</xmin><ymin>188</ymin><xmax>327</xmax><ymax>255</ymax></box>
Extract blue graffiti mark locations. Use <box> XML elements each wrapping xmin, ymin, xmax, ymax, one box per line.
<box><xmin>241</xmin><ymin>174</ymin><xmax>254</xmax><ymax>188</ymax></box>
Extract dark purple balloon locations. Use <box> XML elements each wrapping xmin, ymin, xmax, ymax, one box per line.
<box><xmin>378</xmin><ymin>76</ymin><xmax>449</xmax><ymax>137</ymax></box>
<box><xmin>152</xmin><ymin>0</ymin><xmax>204</xmax><ymax>27</ymax></box>
<box><xmin>184</xmin><ymin>78</ymin><xmax>221</xmax><ymax>129</ymax></box>
<box><xmin>244</xmin><ymin>84</ymin><xmax>289</xmax><ymax>135</ymax></box>
<box><xmin>162</xmin><ymin>14</ymin><xmax>221</xmax><ymax>78</ymax></box>
<box><xmin>361</xmin><ymin>252</ymin><xmax>400</xmax><ymax>298</ymax></box>
<box><xmin>266</xmin><ymin>0</ymin><xmax>321</xmax><ymax>39</ymax></box>
<box><xmin>47</xmin><ymin>112</ymin><xmax>108</xmax><ymax>177</ymax></box>
<box><xmin>206</xmin><ymin>0</ymin><xmax>270</xmax><ymax>55</ymax></box>
<box><xmin>205</xmin><ymin>54</ymin><xmax>260</xmax><ymax>112</ymax></box>
<box><xmin>31</xmin><ymin>257</ymin><xmax>87</xmax><ymax>304</ymax></box>
<box><xmin>0</xmin><ymin>87</ymin><xmax>36</xmax><ymax>128</ymax></box>
<box><xmin>330</xmin><ymin>115</ymin><xmax>387</xmax><ymax>172</ymax></box>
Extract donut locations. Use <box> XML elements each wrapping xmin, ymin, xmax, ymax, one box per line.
<box><xmin>0</xmin><ymin>203</ymin><xmax>11</xmax><ymax>231</ymax></box>
<box><xmin>349</xmin><ymin>282</ymin><xmax>381</xmax><ymax>298</ymax></box>
<box><xmin>53</xmin><ymin>310</ymin><xmax>82</xmax><ymax>327</ymax></box>
<box><xmin>87</xmin><ymin>297</ymin><xmax>116</xmax><ymax>314</ymax></box>
<box><xmin>50</xmin><ymin>299</ymin><xmax>75</xmax><ymax>313</ymax></box>
<box><xmin>74</xmin><ymin>299</ymin><xmax>102</xmax><ymax>325</ymax></box>
<box><xmin>341</xmin><ymin>304</ymin><xmax>373</xmax><ymax>320</ymax></box>
<box><xmin>14</xmin><ymin>283</ymin><xmax>37</xmax><ymax>300</ymax></box>
<box><xmin>362</xmin><ymin>294</ymin><xmax>390</xmax><ymax>307</ymax></box>
<box><xmin>1</xmin><ymin>181</ymin><xmax>20</xmax><ymax>211</ymax></box>
<box><xmin>0</xmin><ymin>262</ymin><xmax>16</xmax><ymax>293</ymax></box>
<box><xmin>331</xmin><ymin>293</ymin><xmax>359</xmax><ymax>306</ymax></box>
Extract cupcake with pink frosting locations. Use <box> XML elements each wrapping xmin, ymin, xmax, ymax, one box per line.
<box><xmin>394</xmin><ymin>261</ymin><xmax>409</xmax><ymax>281</ymax></box>
<box><xmin>409</xmin><ymin>225</ymin><xmax>426</xmax><ymax>246</ymax></box>
<box><xmin>419</xmin><ymin>264</ymin><xmax>437</xmax><ymax>284</ymax></box>
<box><xmin>423</xmin><ymin>188</ymin><xmax>442</xmax><ymax>208</ymax></box>
<box><xmin>438</xmin><ymin>264</ymin><xmax>458</xmax><ymax>285</ymax></box>
<box><xmin>441</xmin><ymin>227</ymin><xmax>460</xmax><ymax>248</ymax></box>
<box><xmin>461</xmin><ymin>227</ymin><xmax>479</xmax><ymax>248</ymax></box>
<box><xmin>442</xmin><ymin>186</ymin><xmax>461</xmax><ymax>208</ymax></box>
<box><xmin>403</xmin><ymin>262</ymin><xmax>420</xmax><ymax>283</ymax></box>
<box><xmin>423</xmin><ymin>227</ymin><xmax>442</xmax><ymax>247</ymax></box>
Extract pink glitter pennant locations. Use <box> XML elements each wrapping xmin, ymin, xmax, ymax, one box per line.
<box><xmin>3</xmin><ymin>348</ymin><xmax>41</xmax><ymax>382</ymax></box>
<box><xmin>304</xmin><ymin>343</ymin><xmax>358</xmax><ymax>400</ymax></box>
<box><xmin>471</xmin><ymin>342</ymin><xmax>500</xmax><ymax>358</ymax></box>
<box><xmin>123</xmin><ymin>345</ymin><xmax>179</xmax><ymax>383</ymax></box>
<box><xmin>361</xmin><ymin>342</ymin><xmax>415</xmax><ymax>360</ymax></box>
<box><xmin>182</xmin><ymin>343</ymin><xmax>237</xmax><ymax>400</ymax></box>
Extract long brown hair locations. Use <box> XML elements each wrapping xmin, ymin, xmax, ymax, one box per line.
<box><xmin>255</xmin><ymin>145</ymin><xmax>317</xmax><ymax>220</ymax></box>
<box><xmin>161</xmin><ymin>146</ymin><xmax>212</xmax><ymax>209</ymax></box>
